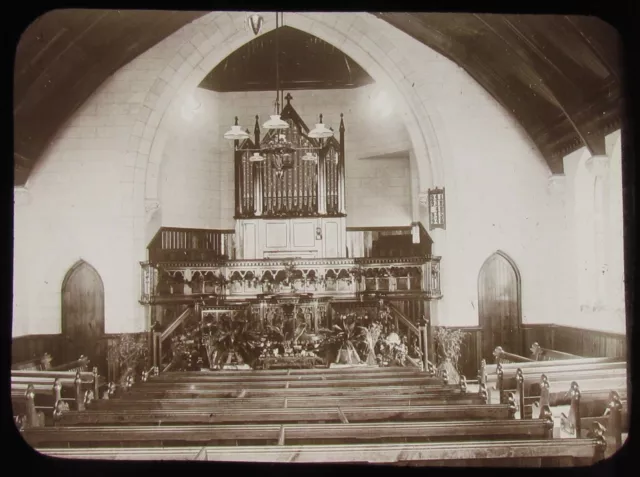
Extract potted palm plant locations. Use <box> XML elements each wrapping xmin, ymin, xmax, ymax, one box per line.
<box><xmin>204</xmin><ymin>318</ymin><xmax>261</xmax><ymax>369</ymax></box>
<box><xmin>319</xmin><ymin>316</ymin><xmax>362</xmax><ymax>365</ymax></box>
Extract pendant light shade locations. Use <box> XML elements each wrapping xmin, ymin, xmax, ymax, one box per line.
<box><xmin>249</xmin><ymin>152</ymin><xmax>266</xmax><ymax>162</ymax></box>
<box><xmin>308</xmin><ymin>123</ymin><xmax>334</xmax><ymax>138</ymax></box>
<box><xmin>308</xmin><ymin>114</ymin><xmax>334</xmax><ymax>138</ymax></box>
<box><xmin>263</xmin><ymin>114</ymin><xmax>289</xmax><ymax>130</ymax></box>
<box><xmin>224</xmin><ymin>117</ymin><xmax>250</xmax><ymax>140</ymax></box>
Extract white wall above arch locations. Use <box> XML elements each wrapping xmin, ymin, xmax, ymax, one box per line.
<box><xmin>13</xmin><ymin>11</ymin><xmax>570</xmax><ymax>336</ymax></box>
<box><xmin>143</xmin><ymin>11</ymin><xmax>447</xmax><ymax>215</ymax></box>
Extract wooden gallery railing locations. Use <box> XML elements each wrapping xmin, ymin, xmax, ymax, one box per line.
<box><xmin>147</xmin><ymin>227</ymin><xmax>235</xmax><ymax>263</ymax></box>
<box><xmin>140</xmin><ymin>256</ymin><xmax>442</xmax><ymax>304</ymax></box>
<box><xmin>234</xmin><ymin>96</ymin><xmax>346</xmax><ymax>219</ymax></box>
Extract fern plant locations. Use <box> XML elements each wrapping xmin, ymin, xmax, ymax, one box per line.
<box><xmin>203</xmin><ymin>317</ymin><xmax>262</xmax><ymax>369</ymax></box>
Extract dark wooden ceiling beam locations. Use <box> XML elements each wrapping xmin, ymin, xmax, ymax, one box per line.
<box><xmin>473</xmin><ymin>14</ymin><xmax>597</xmax><ymax>157</ymax></box>
<box><xmin>13</xmin><ymin>9</ymin><xmax>205</xmax><ymax>186</ymax></box>
<box><xmin>13</xmin><ymin>11</ymin><xmax>622</xmax><ymax>184</ymax></box>
<box><xmin>199</xmin><ymin>26</ymin><xmax>373</xmax><ymax>93</ymax></box>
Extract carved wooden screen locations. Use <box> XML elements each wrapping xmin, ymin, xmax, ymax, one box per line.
<box><xmin>234</xmin><ymin>96</ymin><xmax>345</xmax><ymax>219</ymax></box>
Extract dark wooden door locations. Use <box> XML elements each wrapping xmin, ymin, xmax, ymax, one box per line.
<box><xmin>61</xmin><ymin>261</ymin><xmax>105</xmax><ymax>370</ymax></box>
<box><xmin>478</xmin><ymin>251</ymin><xmax>522</xmax><ymax>360</ymax></box>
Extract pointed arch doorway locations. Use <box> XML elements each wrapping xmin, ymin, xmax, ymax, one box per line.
<box><xmin>61</xmin><ymin>260</ymin><xmax>105</xmax><ymax>370</ymax></box>
<box><xmin>478</xmin><ymin>251</ymin><xmax>522</xmax><ymax>360</ymax></box>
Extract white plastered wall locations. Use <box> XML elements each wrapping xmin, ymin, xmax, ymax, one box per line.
<box><xmin>14</xmin><ymin>11</ymin><xmax>615</xmax><ymax>336</ymax></box>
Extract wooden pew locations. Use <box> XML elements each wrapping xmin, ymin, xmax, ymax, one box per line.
<box><xmin>492</xmin><ymin>347</ymin><xmax>535</xmax><ymax>365</ymax></box>
<box><xmin>54</xmin><ymin>403</ymin><xmax>515</xmax><ymax>426</ymax></box>
<box><xmin>11</xmin><ymin>370</ymin><xmax>108</xmax><ymax>427</ymax></box>
<box><xmin>559</xmin><ymin>386</ymin><xmax>628</xmax><ymax>457</ymax></box>
<box><xmin>494</xmin><ymin>365</ymin><xmax>626</xmax><ymax>406</ymax></box>
<box><xmin>135</xmin><ymin>375</ymin><xmax>444</xmax><ymax>389</ymax></box>
<box><xmin>145</xmin><ymin>373</ymin><xmax>439</xmax><ymax>385</ymax></box>
<box><xmin>481</xmin><ymin>357</ymin><xmax>624</xmax><ymax>384</ymax></box>
<box><xmin>12</xmin><ymin>353</ymin><xmax>53</xmax><ymax>371</ymax></box>
<box><xmin>37</xmin><ymin>438</ymin><xmax>607</xmax><ymax>466</ymax></box>
<box><xmin>12</xmin><ymin>371</ymin><xmax>104</xmax><ymax>408</ymax></box>
<box><xmin>12</xmin><ymin>367</ymin><xmax>105</xmax><ymax>400</ymax></box>
<box><xmin>530</xmin><ymin>343</ymin><xmax>581</xmax><ymax>361</ymax></box>
<box><xmin>157</xmin><ymin>366</ymin><xmax>428</xmax><ymax>378</ymax></box>
<box><xmin>24</xmin><ymin>417</ymin><xmax>552</xmax><ymax>448</ymax></box>
<box><xmin>121</xmin><ymin>383</ymin><xmax>465</xmax><ymax>400</ymax></box>
<box><xmin>11</xmin><ymin>385</ymin><xmax>45</xmax><ymax>429</ymax></box>
<box><xmin>88</xmin><ymin>391</ymin><xmax>485</xmax><ymax>412</ymax></box>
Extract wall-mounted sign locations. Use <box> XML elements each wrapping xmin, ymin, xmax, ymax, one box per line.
<box><xmin>427</xmin><ymin>187</ymin><xmax>446</xmax><ymax>230</ymax></box>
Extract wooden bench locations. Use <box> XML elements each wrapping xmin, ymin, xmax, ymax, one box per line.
<box><xmin>54</xmin><ymin>402</ymin><xmax>514</xmax><ymax>426</ymax></box>
<box><xmin>11</xmin><ymin>368</ymin><xmax>111</xmax><ymax>428</ymax></box>
<box><xmin>36</xmin><ymin>438</ymin><xmax>607</xmax><ymax>465</ymax></box>
<box><xmin>491</xmin><ymin>345</ymin><xmax>582</xmax><ymax>367</ymax></box>
<box><xmin>89</xmin><ymin>391</ymin><xmax>485</xmax><ymax>413</ymax></box>
<box><xmin>12</xmin><ymin>367</ymin><xmax>105</xmax><ymax>399</ymax></box>
<box><xmin>492</xmin><ymin>347</ymin><xmax>535</xmax><ymax>365</ymax></box>
<box><xmin>494</xmin><ymin>365</ymin><xmax>626</xmax><ymax>406</ymax></box>
<box><xmin>530</xmin><ymin>343</ymin><xmax>582</xmax><ymax>361</ymax></box>
<box><xmin>11</xmin><ymin>385</ymin><xmax>46</xmax><ymax>429</ymax></box>
<box><xmin>11</xmin><ymin>353</ymin><xmax>53</xmax><ymax>371</ymax></box>
<box><xmin>480</xmin><ymin>357</ymin><xmax>625</xmax><ymax>385</ymax></box>
<box><xmin>121</xmin><ymin>383</ymin><xmax>467</xmax><ymax>400</ymax></box>
<box><xmin>558</xmin><ymin>385</ymin><xmax>628</xmax><ymax>457</ymax></box>
<box><xmin>149</xmin><ymin>366</ymin><xmax>429</xmax><ymax>379</ymax></box>
<box><xmin>160</xmin><ymin>366</ymin><xmax>429</xmax><ymax>377</ymax></box>
<box><xmin>24</xmin><ymin>417</ymin><xmax>552</xmax><ymax>448</ymax></box>
<box><xmin>135</xmin><ymin>375</ymin><xmax>445</xmax><ymax>390</ymax></box>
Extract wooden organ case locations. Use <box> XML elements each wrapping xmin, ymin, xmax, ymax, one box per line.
<box><xmin>234</xmin><ymin>95</ymin><xmax>347</xmax><ymax>259</ymax></box>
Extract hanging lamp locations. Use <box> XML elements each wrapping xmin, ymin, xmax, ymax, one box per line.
<box><xmin>308</xmin><ymin>114</ymin><xmax>334</xmax><ymax>139</ymax></box>
<box><xmin>223</xmin><ymin>116</ymin><xmax>250</xmax><ymax>140</ymax></box>
<box><xmin>262</xmin><ymin>12</ymin><xmax>288</xmax><ymax>131</ymax></box>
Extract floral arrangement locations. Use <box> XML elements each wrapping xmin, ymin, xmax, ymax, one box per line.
<box><xmin>164</xmin><ymin>304</ymin><xmax>424</xmax><ymax>371</ymax></box>
<box><xmin>360</xmin><ymin>323</ymin><xmax>382</xmax><ymax>365</ymax></box>
<box><xmin>433</xmin><ymin>326</ymin><xmax>468</xmax><ymax>383</ymax></box>
<box><xmin>318</xmin><ymin>316</ymin><xmax>362</xmax><ymax>365</ymax></box>
<box><xmin>107</xmin><ymin>333</ymin><xmax>150</xmax><ymax>385</ymax></box>
<box><xmin>202</xmin><ymin>316</ymin><xmax>262</xmax><ymax>369</ymax></box>
<box><xmin>169</xmin><ymin>316</ymin><xmax>204</xmax><ymax>371</ymax></box>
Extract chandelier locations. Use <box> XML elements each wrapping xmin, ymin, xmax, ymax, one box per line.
<box><xmin>223</xmin><ymin>12</ymin><xmax>335</xmax><ymax>179</ymax></box>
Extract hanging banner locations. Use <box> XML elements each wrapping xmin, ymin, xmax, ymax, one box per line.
<box><xmin>428</xmin><ymin>187</ymin><xmax>446</xmax><ymax>230</ymax></box>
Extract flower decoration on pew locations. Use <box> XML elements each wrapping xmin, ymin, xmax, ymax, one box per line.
<box><xmin>107</xmin><ymin>333</ymin><xmax>150</xmax><ymax>385</ymax></box>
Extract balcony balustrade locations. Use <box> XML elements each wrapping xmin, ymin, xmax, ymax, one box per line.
<box><xmin>140</xmin><ymin>255</ymin><xmax>441</xmax><ymax>304</ymax></box>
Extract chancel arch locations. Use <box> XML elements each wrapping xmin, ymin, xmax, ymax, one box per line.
<box><xmin>141</xmin><ymin>12</ymin><xmax>446</xmax><ymax>232</ymax></box>
<box><xmin>478</xmin><ymin>250</ymin><xmax>522</xmax><ymax>360</ymax></box>
<box><xmin>61</xmin><ymin>260</ymin><xmax>105</xmax><ymax>371</ymax></box>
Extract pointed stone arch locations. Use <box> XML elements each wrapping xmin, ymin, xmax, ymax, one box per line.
<box><xmin>134</xmin><ymin>12</ymin><xmax>448</xmax><ymax>245</ymax></box>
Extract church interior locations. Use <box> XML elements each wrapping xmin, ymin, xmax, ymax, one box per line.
<box><xmin>12</xmin><ymin>10</ymin><xmax>628</xmax><ymax>465</ymax></box>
